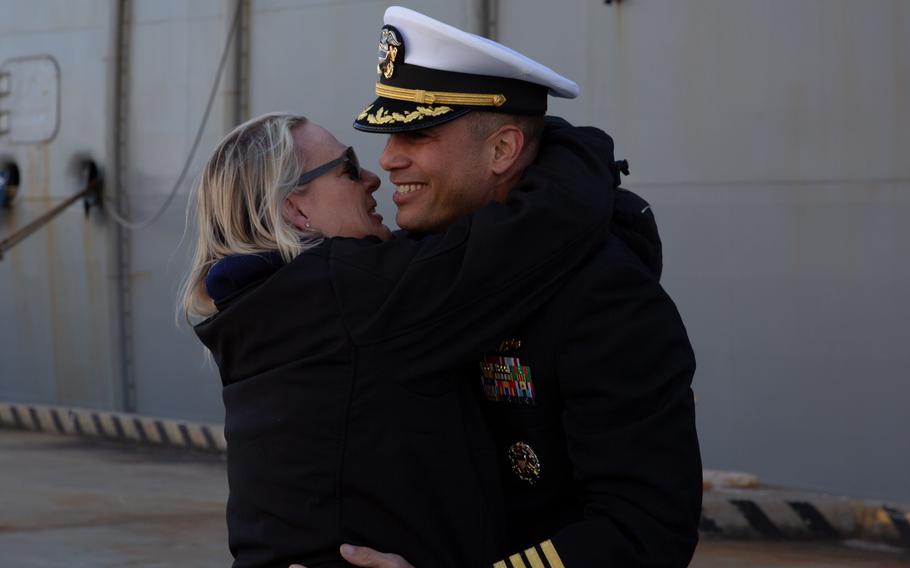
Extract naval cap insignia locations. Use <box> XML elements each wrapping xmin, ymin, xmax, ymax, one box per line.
<box><xmin>508</xmin><ymin>441</ymin><xmax>541</xmax><ymax>484</ymax></box>
<box><xmin>377</xmin><ymin>25</ymin><xmax>403</xmax><ymax>80</ymax></box>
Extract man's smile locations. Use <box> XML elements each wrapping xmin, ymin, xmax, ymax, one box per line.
<box><xmin>393</xmin><ymin>183</ymin><xmax>427</xmax><ymax>194</ymax></box>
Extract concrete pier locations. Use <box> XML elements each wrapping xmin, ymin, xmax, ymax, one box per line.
<box><xmin>2</xmin><ymin>429</ymin><xmax>908</xmax><ymax>567</ymax></box>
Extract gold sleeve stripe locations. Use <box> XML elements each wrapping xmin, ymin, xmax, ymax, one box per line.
<box><xmin>523</xmin><ymin>546</ymin><xmax>547</xmax><ymax>568</ymax></box>
<box><xmin>375</xmin><ymin>83</ymin><xmax>507</xmax><ymax>107</ymax></box>
<box><xmin>493</xmin><ymin>561</ymin><xmax>508</xmax><ymax>568</ymax></box>
<box><xmin>509</xmin><ymin>553</ymin><xmax>528</xmax><ymax>568</ymax></box>
<box><xmin>540</xmin><ymin>540</ymin><xmax>565</xmax><ymax>568</ymax></box>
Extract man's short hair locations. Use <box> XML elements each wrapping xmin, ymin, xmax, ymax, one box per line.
<box><xmin>467</xmin><ymin>112</ymin><xmax>546</xmax><ymax>149</ymax></box>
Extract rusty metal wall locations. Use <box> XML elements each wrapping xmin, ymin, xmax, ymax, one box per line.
<box><xmin>122</xmin><ymin>0</ymin><xmax>237</xmax><ymax>421</ymax></box>
<box><xmin>496</xmin><ymin>0</ymin><xmax>910</xmax><ymax>502</ymax></box>
<box><xmin>0</xmin><ymin>0</ymin><xmax>120</xmax><ymax>410</ymax></box>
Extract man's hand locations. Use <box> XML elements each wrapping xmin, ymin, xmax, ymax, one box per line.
<box><xmin>289</xmin><ymin>544</ymin><xmax>414</xmax><ymax>568</ymax></box>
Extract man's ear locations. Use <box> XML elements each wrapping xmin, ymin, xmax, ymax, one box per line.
<box><xmin>283</xmin><ymin>194</ymin><xmax>309</xmax><ymax>231</ymax></box>
<box><xmin>489</xmin><ymin>125</ymin><xmax>525</xmax><ymax>175</ymax></box>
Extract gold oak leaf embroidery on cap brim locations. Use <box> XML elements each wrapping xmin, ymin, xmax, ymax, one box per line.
<box><xmin>366</xmin><ymin>105</ymin><xmax>453</xmax><ymax>125</ymax></box>
<box><xmin>357</xmin><ymin>105</ymin><xmax>374</xmax><ymax>121</ymax></box>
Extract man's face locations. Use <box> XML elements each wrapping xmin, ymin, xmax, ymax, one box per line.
<box><xmin>379</xmin><ymin>116</ymin><xmax>499</xmax><ymax>233</ymax></box>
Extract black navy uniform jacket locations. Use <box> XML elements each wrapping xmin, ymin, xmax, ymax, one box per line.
<box><xmin>481</xmin><ymin>187</ymin><xmax>703</xmax><ymax>567</ymax></box>
<box><xmin>193</xmin><ymin>122</ymin><xmax>616</xmax><ymax>568</ymax></box>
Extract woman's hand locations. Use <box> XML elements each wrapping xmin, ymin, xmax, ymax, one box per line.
<box><xmin>289</xmin><ymin>543</ymin><xmax>414</xmax><ymax>568</ymax></box>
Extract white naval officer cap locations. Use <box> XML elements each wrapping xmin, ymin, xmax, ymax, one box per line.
<box><xmin>353</xmin><ymin>6</ymin><xmax>579</xmax><ymax>133</ymax></box>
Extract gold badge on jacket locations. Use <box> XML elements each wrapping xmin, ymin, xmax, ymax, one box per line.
<box><xmin>508</xmin><ymin>441</ymin><xmax>541</xmax><ymax>484</ymax></box>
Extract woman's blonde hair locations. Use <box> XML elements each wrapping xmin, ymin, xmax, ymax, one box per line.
<box><xmin>180</xmin><ymin>112</ymin><xmax>319</xmax><ymax>320</ymax></box>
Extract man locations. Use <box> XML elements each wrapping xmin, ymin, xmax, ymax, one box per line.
<box><xmin>297</xmin><ymin>6</ymin><xmax>701</xmax><ymax>568</ymax></box>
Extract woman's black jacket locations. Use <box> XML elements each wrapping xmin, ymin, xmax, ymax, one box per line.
<box><xmin>194</xmin><ymin>120</ymin><xmax>616</xmax><ymax>568</ymax></box>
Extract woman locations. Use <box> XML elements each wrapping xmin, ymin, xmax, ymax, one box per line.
<box><xmin>183</xmin><ymin>112</ymin><xmax>615</xmax><ymax>567</ymax></box>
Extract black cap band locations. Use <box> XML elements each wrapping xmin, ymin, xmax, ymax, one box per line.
<box><xmin>380</xmin><ymin>62</ymin><xmax>549</xmax><ymax>115</ymax></box>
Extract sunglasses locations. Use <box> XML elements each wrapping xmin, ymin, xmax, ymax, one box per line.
<box><xmin>296</xmin><ymin>146</ymin><xmax>361</xmax><ymax>187</ymax></box>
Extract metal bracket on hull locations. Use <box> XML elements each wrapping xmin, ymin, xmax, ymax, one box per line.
<box><xmin>0</xmin><ymin>166</ymin><xmax>103</xmax><ymax>260</ymax></box>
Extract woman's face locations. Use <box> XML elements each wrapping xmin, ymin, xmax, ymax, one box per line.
<box><xmin>285</xmin><ymin>122</ymin><xmax>392</xmax><ymax>240</ymax></box>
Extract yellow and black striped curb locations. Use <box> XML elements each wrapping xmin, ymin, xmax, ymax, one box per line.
<box><xmin>702</xmin><ymin>490</ymin><xmax>910</xmax><ymax>548</ymax></box>
<box><xmin>3</xmin><ymin>401</ymin><xmax>908</xmax><ymax>549</ymax></box>
<box><xmin>0</xmin><ymin>402</ymin><xmax>226</xmax><ymax>454</ymax></box>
